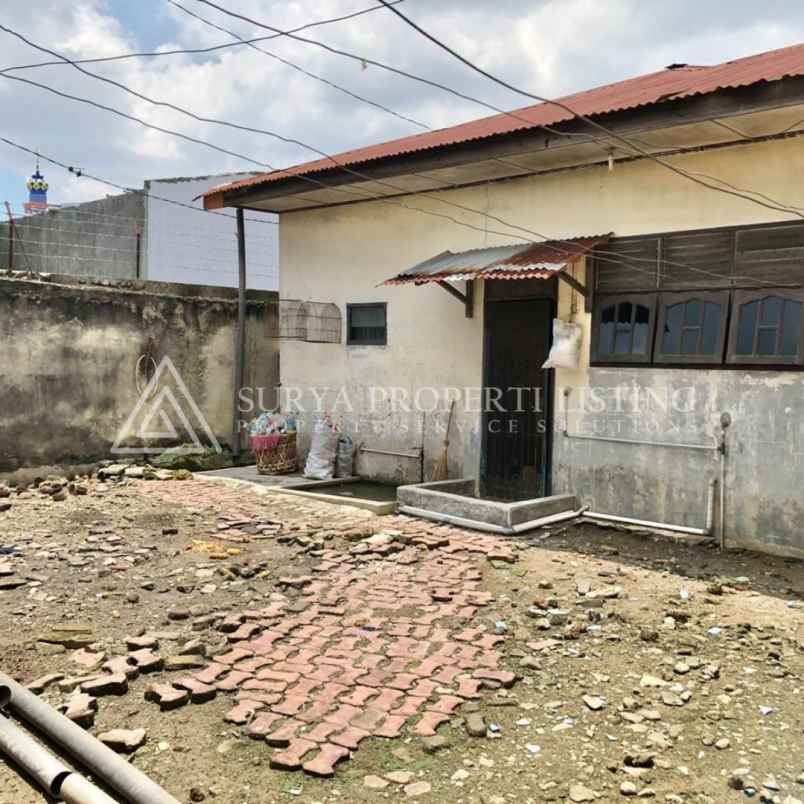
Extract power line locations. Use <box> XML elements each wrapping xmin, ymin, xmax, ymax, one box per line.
<box><xmin>166</xmin><ymin>0</ymin><xmax>428</xmax><ymax>131</ymax></box>
<box><xmin>375</xmin><ymin>0</ymin><xmax>804</xmax><ymax>220</ymax></box>
<box><xmin>0</xmin><ymin>2</ymin><xmax>402</xmax><ymax>72</ymax></box>
<box><xmin>0</xmin><ymin>31</ymin><xmax>791</xmax><ymax>286</ymax></box>
<box><xmin>0</xmin><ymin>137</ymin><xmax>277</xmax><ymax>226</ymax></box>
<box><xmin>189</xmin><ymin>0</ymin><xmax>803</xmax><ymax>218</ymax></box>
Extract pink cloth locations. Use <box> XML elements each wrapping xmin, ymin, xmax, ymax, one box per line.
<box><xmin>250</xmin><ymin>434</ymin><xmax>282</xmax><ymax>451</ymax></box>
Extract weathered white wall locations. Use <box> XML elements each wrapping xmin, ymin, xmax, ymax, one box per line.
<box><xmin>280</xmin><ymin>136</ymin><xmax>804</xmax><ymax>555</ymax></box>
<box><xmin>145</xmin><ymin>175</ymin><xmax>278</xmax><ymax>291</ymax></box>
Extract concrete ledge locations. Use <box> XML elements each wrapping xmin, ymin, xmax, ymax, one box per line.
<box><xmin>397</xmin><ymin>478</ymin><xmax>579</xmax><ymax>530</ymax></box>
<box><xmin>271</xmin><ymin>485</ymin><xmax>396</xmax><ymax>515</ymax></box>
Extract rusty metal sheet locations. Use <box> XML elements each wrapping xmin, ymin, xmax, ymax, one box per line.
<box><xmin>382</xmin><ymin>235</ymin><xmax>608</xmax><ymax>285</ymax></box>
<box><xmin>204</xmin><ymin>43</ymin><xmax>804</xmax><ymax>207</ymax></box>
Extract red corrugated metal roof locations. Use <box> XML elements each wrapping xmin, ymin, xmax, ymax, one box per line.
<box><xmin>382</xmin><ymin>235</ymin><xmax>608</xmax><ymax>285</ymax></box>
<box><xmin>204</xmin><ymin>42</ymin><xmax>804</xmax><ymax>206</ymax></box>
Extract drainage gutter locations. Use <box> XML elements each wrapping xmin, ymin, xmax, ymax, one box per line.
<box><xmin>398</xmin><ymin>505</ymin><xmax>587</xmax><ymax>534</ymax></box>
<box><xmin>0</xmin><ymin>671</ymin><xmax>180</xmax><ymax>804</ymax></box>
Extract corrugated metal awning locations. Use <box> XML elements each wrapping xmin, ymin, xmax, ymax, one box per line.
<box><xmin>382</xmin><ymin>235</ymin><xmax>610</xmax><ymax>285</ymax></box>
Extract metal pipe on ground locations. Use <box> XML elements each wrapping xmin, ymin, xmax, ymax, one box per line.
<box><xmin>0</xmin><ymin>671</ymin><xmax>180</xmax><ymax>804</ymax></box>
<box><xmin>584</xmin><ymin>478</ymin><xmax>717</xmax><ymax>538</ymax></box>
<box><xmin>0</xmin><ymin>714</ymin><xmax>117</xmax><ymax>804</ymax></box>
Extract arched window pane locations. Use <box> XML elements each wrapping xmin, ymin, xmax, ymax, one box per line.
<box><xmin>736</xmin><ymin>301</ymin><xmax>758</xmax><ymax>354</ymax></box>
<box><xmin>760</xmin><ymin>297</ymin><xmax>782</xmax><ymax>326</ymax></box>
<box><xmin>781</xmin><ymin>301</ymin><xmax>801</xmax><ymax>356</ymax></box>
<box><xmin>684</xmin><ymin>299</ymin><xmax>702</xmax><ymax>325</ymax></box>
<box><xmin>633</xmin><ymin>305</ymin><xmax>650</xmax><ymax>353</ymax></box>
<box><xmin>617</xmin><ymin>302</ymin><xmax>633</xmax><ymax>324</ymax></box>
<box><xmin>701</xmin><ymin>303</ymin><xmax>722</xmax><ymax>354</ymax></box>
<box><xmin>757</xmin><ymin>329</ymin><xmax>777</xmax><ymax>355</ymax></box>
<box><xmin>599</xmin><ymin>305</ymin><xmax>616</xmax><ymax>354</ymax></box>
<box><xmin>662</xmin><ymin>303</ymin><xmax>683</xmax><ymax>353</ymax></box>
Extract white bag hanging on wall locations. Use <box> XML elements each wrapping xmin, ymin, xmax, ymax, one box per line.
<box><xmin>542</xmin><ymin>318</ymin><xmax>582</xmax><ymax>370</ymax></box>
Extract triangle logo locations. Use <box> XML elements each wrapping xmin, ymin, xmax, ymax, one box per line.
<box><xmin>112</xmin><ymin>356</ymin><xmax>222</xmax><ymax>455</ymax></box>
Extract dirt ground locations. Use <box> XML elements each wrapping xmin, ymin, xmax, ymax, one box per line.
<box><xmin>0</xmin><ymin>474</ymin><xmax>802</xmax><ymax>804</ymax></box>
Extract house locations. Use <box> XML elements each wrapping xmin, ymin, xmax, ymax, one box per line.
<box><xmin>204</xmin><ymin>42</ymin><xmax>804</xmax><ymax>559</ymax></box>
<box><xmin>2</xmin><ymin>172</ymin><xmax>278</xmax><ymax>291</ymax></box>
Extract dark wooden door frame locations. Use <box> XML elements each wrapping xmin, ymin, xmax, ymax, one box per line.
<box><xmin>480</xmin><ymin>293</ymin><xmax>555</xmax><ymax>500</ymax></box>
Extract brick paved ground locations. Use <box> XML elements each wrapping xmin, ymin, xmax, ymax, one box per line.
<box><xmin>136</xmin><ymin>478</ymin><xmax>518</xmax><ymax>777</ymax></box>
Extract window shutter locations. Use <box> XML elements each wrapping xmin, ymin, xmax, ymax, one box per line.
<box><xmin>735</xmin><ymin>224</ymin><xmax>804</xmax><ymax>286</ymax></box>
<box><xmin>594</xmin><ymin>237</ymin><xmax>659</xmax><ymax>292</ymax></box>
<box><xmin>660</xmin><ymin>229</ymin><xmax>734</xmax><ymax>288</ymax></box>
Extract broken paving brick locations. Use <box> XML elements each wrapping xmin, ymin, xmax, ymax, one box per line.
<box><xmin>127</xmin><ymin>649</ymin><xmax>164</xmax><ymax>673</ymax></box>
<box><xmin>98</xmin><ymin>728</ymin><xmax>147</xmax><ymax>754</ymax></box>
<box><xmin>245</xmin><ymin>712</ymin><xmax>283</xmax><ymax>739</ymax></box>
<box><xmin>411</xmin><ymin>711</ymin><xmax>449</xmax><ymax>736</ymax></box>
<box><xmin>103</xmin><ymin>656</ymin><xmax>140</xmax><ymax>680</ymax></box>
<box><xmin>265</xmin><ymin>719</ymin><xmax>304</xmax><ymax>748</ymax></box>
<box><xmin>61</xmin><ymin>693</ymin><xmax>97</xmax><ymax>728</ymax></box>
<box><xmin>164</xmin><ymin>655</ymin><xmax>206</xmax><ymax>671</ymax></box>
<box><xmin>173</xmin><ymin>677</ymin><xmax>217</xmax><ymax>704</ymax></box>
<box><xmin>270</xmin><ymin>738</ymin><xmax>317</xmax><ymax>771</ymax></box>
<box><xmin>472</xmin><ymin>669</ymin><xmax>517</xmax><ymax>688</ymax></box>
<box><xmin>330</xmin><ymin>726</ymin><xmax>370</xmax><ymax>750</ymax></box>
<box><xmin>302</xmin><ymin>742</ymin><xmax>350</xmax><ymax>777</ymax></box>
<box><xmin>26</xmin><ymin>673</ymin><xmax>64</xmax><ymax>694</ymax></box>
<box><xmin>145</xmin><ymin>684</ymin><xmax>189</xmax><ymax>711</ymax></box>
<box><xmin>125</xmin><ymin>635</ymin><xmax>158</xmax><ymax>651</ymax></box>
<box><xmin>80</xmin><ymin>673</ymin><xmax>128</xmax><ymax>697</ymax></box>
<box><xmin>224</xmin><ymin>700</ymin><xmax>264</xmax><ymax>725</ymax></box>
<box><xmin>193</xmin><ymin>662</ymin><xmax>229</xmax><ymax>685</ymax></box>
<box><xmin>71</xmin><ymin>648</ymin><xmax>106</xmax><ymax>670</ymax></box>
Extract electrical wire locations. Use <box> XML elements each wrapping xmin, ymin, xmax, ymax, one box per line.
<box><xmin>0</xmin><ymin>30</ymin><xmax>787</xmax><ymax>287</ymax></box>
<box><xmin>0</xmin><ymin>2</ymin><xmax>402</xmax><ymax>72</ymax></box>
<box><xmin>375</xmin><ymin>0</ymin><xmax>804</xmax><ymax>220</ymax></box>
<box><xmin>165</xmin><ymin>0</ymin><xmax>428</xmax><ymax>131</ymax></box>
<box><xmin>1</xmin><ymin>26</ymin><xmax>797</xmax><ymax>286</ymax></box>
<box><xmin>0</xmin><ymin>137</ymin><xmax>277</xmax><ymax>226</ymax></box>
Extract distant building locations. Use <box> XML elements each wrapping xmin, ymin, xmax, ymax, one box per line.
<box><xmin>2</xmin><ymin>172</ymin><xmax>278</xmax><ymax>290</ymax></box>
<box><xmin>24</xmin><ymin>160</ymin><xmax>52</xmax><ymax>215</ymax></box>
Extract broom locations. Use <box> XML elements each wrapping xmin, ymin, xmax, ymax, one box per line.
<box><xmin>431</xmin><ymin>400</ymin><xmax>455</xmax><ymax>481</ymax></box>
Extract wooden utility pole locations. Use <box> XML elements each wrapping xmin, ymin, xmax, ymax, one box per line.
<box><xmin>233</xmin><ymin>208</ymin><xmax>247</xmax><ymax>458</ymax></box>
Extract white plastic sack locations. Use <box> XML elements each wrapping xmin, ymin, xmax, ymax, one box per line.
<box><xmin>542</xmin><ymin>318</ymin><xmax>582</xmax><ymax>370</ymax></box>
<box><xmin>304</xmin><ymin>420</ymin><xmax>339</xmax><ymax>479</ymax></box>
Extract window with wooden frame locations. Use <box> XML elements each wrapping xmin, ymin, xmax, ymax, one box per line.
<box><xmin>591</xmin><ymin>294</ymin><xmax>656</xmax><ymax>363</ymax></box>
<box><xmin>654</xmin><ymin>291</ymin><xmax>729</xmax><ymax>364</ymax></box>
<box><xmin>346</xmin><ymin>302</ymin><xmax>387</xmax><ymax>346</ymax></box>
<box><xmin>589</xmin><ymin>221</ymin><xmax>804</xmax><ymax>369</ymax></box>
<box><xmin>726</xmin><ymin>289</ymin><xmax>804</xmax><ymax>366</ymax></box>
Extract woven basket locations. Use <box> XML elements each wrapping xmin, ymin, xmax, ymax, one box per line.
<box><xmin>251</xmin><ymin>432</ymin><xmax>298</xmax><ymax>475</ymax></box>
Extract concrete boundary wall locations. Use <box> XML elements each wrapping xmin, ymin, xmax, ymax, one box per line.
<box><xmin>0</xmin><ymin>273</ymin><xmax>278</xmax><ymax>478</ymax></box>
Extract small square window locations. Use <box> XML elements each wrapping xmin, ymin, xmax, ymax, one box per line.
<box><xmin>347</xmin><ymin>303</ymin><xmax>387</xmax><ymax>346</ymax></box>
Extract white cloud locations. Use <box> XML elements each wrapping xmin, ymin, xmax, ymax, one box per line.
<box><xmin>1</xmin><ymin>0</ymin><xmax>803</xmax><ymax>208</ymax></box>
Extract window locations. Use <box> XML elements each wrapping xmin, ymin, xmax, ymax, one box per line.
<box><xmin>654</xmin><ymin>291</ymin><xmax>729</xmax><ymax>364</ymax></box>
<box><xmin>591</xmin><ymin>294</ymin><xmax>655</xmax><ymax>363</ymax></box>
<box><xmin>590</xmin><ymin>222</ymin><xmax>804</xmax><ymax>369</ymax></box>
<box><xmin>346</xmin><ymin>302</ymin><xmax>387</xmax><ymax>345</ymax></box>
<box><xmin>726</xmin><ymin>290</ymin><xmax>804</xmax><ymax>365</ymax></box>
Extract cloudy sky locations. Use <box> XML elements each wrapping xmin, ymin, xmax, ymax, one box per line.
<box><xmin>1</xmin><ymin>0</ymin><xmax>803</xmax><ymax>211</ymax></box>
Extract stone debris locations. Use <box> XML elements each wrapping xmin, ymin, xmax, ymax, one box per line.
<box><xmin>61</xmin><ymin>693</ymin><xmax>97</xmax><ymax>728</ymax></box>
<box><xmin>1</xmin><ymin>474</ymin><xmax>802</xmax><ymax>803</ymax></box>
<box><xmin>98</xmin><ymin>728</ymin><xmax>147</xmax><ymax>754</ymax></box>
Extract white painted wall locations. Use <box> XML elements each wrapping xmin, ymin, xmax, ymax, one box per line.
<box><xmin>145</xmin><ymin>175</ymin><xmax>278</xmax><ymax>290</ymax></box>
<box><xmin>279</xmin><ymin>136</ymin><xmax>804</xmax><ymax>555</ymax></box>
